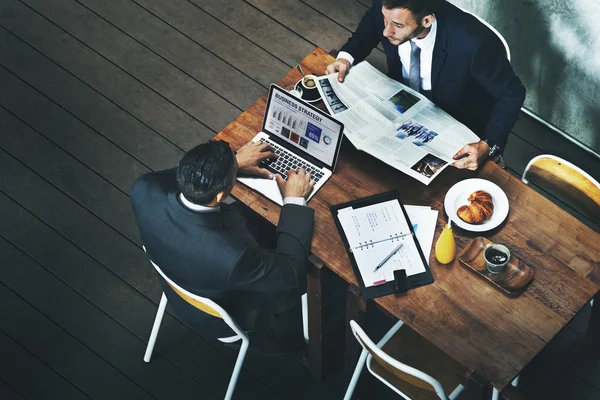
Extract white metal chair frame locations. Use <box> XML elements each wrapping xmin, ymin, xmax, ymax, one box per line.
<box><xmin>142</xmin><ymin>247</ymin><xmax>309</xmax><ymax>400</ymax></box>
<box><xmin>144</xmin><ymin>258</ymin><xmax>249</xmax><ymax>400</ymax></box>
<box><xmin>345</xmin><ymin>319</ymin><xmax>465</xmax><ymax>400</ymax></box>
<box><xmin>458</xmin><ymin>7</ymin><xmax>511</xmax><ymax>62</ymax></box>
<box><xmin>345</xmin><ymin>320</ymin><xmax>519</xmax><ymax>400</ymax></box>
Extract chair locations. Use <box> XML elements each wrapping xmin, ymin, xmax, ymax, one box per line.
<box><xmin>344</xmin><ymin>319</ymin><xmax>468</xmax><ymax>400</ymax></box>
<box><xmin>522</xmin><ymin>155</ymin><xmax>600</xmax><ymax>311</ymax></box>
<box><xmin>344</xmin><ymin>320</ymin><xmax>520</xmax><ymax>400</ymax></box>
<box><xmin>142</xmin><ymin>250</ymin><xmax>309</xmax><ymax>400</ymax></box>
<box><xmin>458</xmin><ymin>7</ymin><xmax>511</xmax><ymax>62</ymax></box>
<box><xmin>522</xmin><ymin>154</ymin><xmax>600</xmax><ymax>226</ymax></box>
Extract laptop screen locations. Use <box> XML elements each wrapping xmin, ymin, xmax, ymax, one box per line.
<box><xmin>262</xmin><ymin>85</ymin><xmax>344</xmax><ymax>170</ymax></box>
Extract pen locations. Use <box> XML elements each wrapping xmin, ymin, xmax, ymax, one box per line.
<box><xmin>373</xmin><ymin>243</ymin><xmax>404</xmax><ymax>273</ymax></box>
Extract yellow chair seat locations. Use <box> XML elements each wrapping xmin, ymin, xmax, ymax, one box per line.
<box><xmin>368</xmin><ymin>325</ymin><xmax>468</xmax><ymax>398</ymax></box>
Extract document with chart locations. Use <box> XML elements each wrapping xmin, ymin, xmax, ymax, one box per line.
<box><xmin>316</xmin><ymin>62</ymin><xmax>480</xmax><ymax>185</ymax></box>
<box><xmin>336</xmin><ymin>199</ymin><xmax>428</xmax><ymax>288</ymax></box>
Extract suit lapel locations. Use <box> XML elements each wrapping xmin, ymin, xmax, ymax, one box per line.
<box><xmin>431</xmin><ymin>15</ymin><xmax>448</xmax><ymax>91</ymax></box>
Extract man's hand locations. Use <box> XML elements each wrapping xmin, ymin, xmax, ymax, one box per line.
<box><xmin>275</xmin><ymin>168</ymin><xmax>315</xmax><ymax>199</ymax></box>
<box><xmin>326</xmin><ymin>59</ymin><xmax>351</xmax><ymax>83</ymax></box>
<box><xmin>236</xmin><ymin>141</ymin><xmax>276</xmax><ymax>179</ymax></box>
<box><xmin>452</xmin><ymin>141</ymin><xmax>490</xmax><ymax>170</ymax></box>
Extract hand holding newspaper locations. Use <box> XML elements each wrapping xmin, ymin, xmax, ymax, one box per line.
<box><xmin>316</xmin><ymin>62</ymin><xmax>480</xmax><ymax>185</ymax></box>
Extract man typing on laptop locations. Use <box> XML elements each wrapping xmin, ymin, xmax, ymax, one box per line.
<box><xmin>237</xmin><ymin>85</ymin><xmax>345</xmax><ymax>205</ymax></box>
<box><xmin>131</xmin><ymin>139</ymin><xmax>315</xmax><ymax>352</ymax></box>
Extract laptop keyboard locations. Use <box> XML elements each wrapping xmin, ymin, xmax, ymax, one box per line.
<box><xmin>258</xmin><ymin>138</ymin><xmax>325</xmax><ymax>182</ymax></box>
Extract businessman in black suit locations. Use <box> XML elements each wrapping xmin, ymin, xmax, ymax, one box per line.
<box><xmin>327</xmin><ymin>0</ymin><xmax>526</xmax><ymax>170</ymax></box>
<box><xmin>131</xmin><ymin>140</ymin><xmax>315</xmax><ymax>351</ymax></box>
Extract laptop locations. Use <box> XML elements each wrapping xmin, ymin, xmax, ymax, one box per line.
<box><xmin>237</xmin><ymin>84</ymin><xmax>344</xmax><ymax>205</ymax></box>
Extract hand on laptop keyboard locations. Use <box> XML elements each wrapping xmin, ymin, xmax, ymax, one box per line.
<box><xmin>236</xmin><ymin>140</ymin><xmax>277</xmax><ymax>179</ymax></box>
<box><xmin>258</xmin><ymin>138</ymin><xmax>325</xmax><ymax>182</ymax></box>
<box><xmin>275</xmin><ymin>168</ymin><xmax>315</xmax><ymax>199</ymax></box>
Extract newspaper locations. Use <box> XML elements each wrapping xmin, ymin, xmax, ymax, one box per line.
<box><xmin>316</xmin><ymin>62</ymin><xmax>480</xmax><ymax>185</ymax></box>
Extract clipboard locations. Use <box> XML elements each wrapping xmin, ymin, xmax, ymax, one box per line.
<box><xmin>330</xmin><ymin>190</ymin><xmax>434</xmax><ymax>300</ymax></box>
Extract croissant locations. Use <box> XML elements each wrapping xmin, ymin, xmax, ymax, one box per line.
<box><xmin>457</xmin><ymin>190</ymin><xmax>494</xmax><ymax>224</ymax></box>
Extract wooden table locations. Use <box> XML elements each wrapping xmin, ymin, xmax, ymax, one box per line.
<box><xmin>215</xmin><ymin>47</ymin><xmax>600</xmax><ymax>397</ymax></box>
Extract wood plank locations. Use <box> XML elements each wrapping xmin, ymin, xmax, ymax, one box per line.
<box><xmin>0</xmin><ymin>237</ymin><xmax>218</xmax><ymax>400</ymax></box>
<box><xmin>0</xmin><ymin>331</ymin><xmax>86</xmax><ymax>400</ymax></box>
<box><xmin>189</xmin><ymin>0</ymin><xmax>315</xmax><ymax>67</ymax></box>
<box><xmin>21</xmin><ymin>0</ymin><xmax>240</xmax><ymax>133</ymax></box>
<box><xmin>0</xmin><ymin>283</ymin><xmax>152</xmax><ymax>399</ymax></box>
<box><xmin>132</xmin><ymin>0</ymin><xmax>290</xmax><ymax>88</ymax></box>
<box><xmin>536</xmin><ymin>371</ymin><xmax>600</xmax><ymax>400</ymax></box>
<box><xmin>0</xmin><ymin>192</ymin><xmax>280</xmax><ymax>400</ymax></box>
<box><xmin>302</xmin><ymin>0</ymin><xmax>370</xmax><ymax>32</ymax></box>
<box><xmin>573</xmin><ymin>357</ymin><xmax>600</xmax><ymax>393</ymax></box>
<box><xmin>78</xmin><ymin>0</ymin><xmax>265</xmax><ymax>110</ymax></box>
<box><xmin>0</xmin><ymin>67</ymin><xmax>148</xmax><ymax>194</ymax></box>
<box><xmin>503</xmin><ymin>132</ymin><xmax>542</xmax><ymax>177</ymax></box>
<box><xmin>0</xmin><ymin>0</ymin><xmax>210</xmax><ymax>149</ymax></box>
<box><xmin>0</xmin><ymin>108</ymin><xmax>140</xmax><ymax>242</ymax></box>
<box><xmin>301</xmin><ymin>0</ymin><xmax>387</xmax><ymax>55</ymax></box>
<box><xmin>242</xmin><ymin>0</ymin><xmax>388</xmax><ymax>71</ymax></box>
<box><xmin>0</xmin><ymin>380</ymin><xmax>26</xmax><ymax>400</ymax></box>
<box><xmin>0</xmin><ymin>26</ymin><xmax>183</xmax><ymax>171</ymax></box>
<box><xmin>224</xmin><ymin>349</ymin><xmax>340</xmax><ymax>400</ymax></box>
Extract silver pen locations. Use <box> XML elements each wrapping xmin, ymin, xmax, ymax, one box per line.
<box><xmin>373</xmin><ymin>242</ymin><xmax>404</xmax><ymax>273</ymax></box>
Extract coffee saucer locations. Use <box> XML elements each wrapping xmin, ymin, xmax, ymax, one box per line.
<box><xmin>294</xmin><ymin>79</ymin><xmax>321</xmax><ymax>103</ymax></box>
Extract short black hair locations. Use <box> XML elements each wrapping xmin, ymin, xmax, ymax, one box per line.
<box><xmin>176</xmin><ymin>140</ymin><xmax>236</xmax><ymax>205</ymax></box>
<box><xmin>382</xmin><ymin>0</ymin><xmax>442</xmax><ymax>23</ymax></box>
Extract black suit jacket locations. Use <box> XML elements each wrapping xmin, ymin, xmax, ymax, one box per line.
<box><xmin>130</xmin><ymin>168</ymin><xmax>314</xmax><ymax>337</ymax></box>
<box><xmin>340</xmin><ymin>0</ymin><xmax>526</xmax><ymax>149</ymax></box>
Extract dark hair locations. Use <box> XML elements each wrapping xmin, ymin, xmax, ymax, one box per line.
<box><xmin>382</xmin><ymin>0</ymin><xmax>442</xmax><ymax>23</ymax></box>
<box><xmin>176</xmin><ymin>140</ymin><xmax>236</xmax><ymax>205</ymax></box>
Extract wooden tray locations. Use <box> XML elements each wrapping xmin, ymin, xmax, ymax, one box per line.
<box><xmin>458</xmin><ymin>237</ymin><xmax>534</xmax><ymax>296</ymax></box>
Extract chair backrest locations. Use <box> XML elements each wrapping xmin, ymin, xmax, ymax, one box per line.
<box><xmin>522</xmin><ymin>155</ymin><xmax>600</xmax><ymax>225</ymax></box>
<box><xmin>142</xmin><ymin>246</ymin><xmax>247</xmax><ymax>339</ymax></box>
<box><xmin>457</xmin><ymin>7</ymin><xmax>511</xmax><ymax>62</ymax></box>
<box><xmin>349</xmin><ymin>320</ymin><xmax>449</xmax><ymax>400</ymax></box>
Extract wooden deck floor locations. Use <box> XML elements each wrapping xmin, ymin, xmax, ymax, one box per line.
<box><xmin>1</xmin><ymin>0</ymin><xmax>599</xmax><ymax>399</ymax></box>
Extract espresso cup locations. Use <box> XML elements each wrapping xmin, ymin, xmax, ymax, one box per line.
<box><xmin>484</xmin><ymin>244</ymin><xmax>510</xmax><ymax>274</ymax></box>
<box><xmin>288</xmin><ymin>87</ymin><xmax>303</xmax><ymax>98</ymax></box>
<box><xmin>301</xmin><ymin>74</ymin><xmax>318</xmax><ymax>90</ymax></box>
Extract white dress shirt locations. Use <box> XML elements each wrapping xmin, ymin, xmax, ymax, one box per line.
<box><xmin>180</xmin><ymin>193</ymin><xmax>306</xmax><ymax>211</ymax></box>
<box><xmin>338</xmin><ymin>17</ymin><xmax>438</xmax><ymax>91</ymax></box>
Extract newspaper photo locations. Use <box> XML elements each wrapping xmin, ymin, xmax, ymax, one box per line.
<box><xmin>316</xmin><ymin>62</ymin><xmax>480</xmax><ymax>185</ymax></box>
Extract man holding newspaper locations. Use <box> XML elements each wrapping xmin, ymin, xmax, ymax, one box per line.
<box><xmin>327</xmin><ymin>0</ymin><xmax>525</xmax><ymax>171</ymax></box>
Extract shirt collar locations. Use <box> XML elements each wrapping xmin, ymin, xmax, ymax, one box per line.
<box><xmin>411</xmin><ymin>16</ymin><xmax>437</xmax><ymax>50</ymax></box>
<box><xmin>179</xmin><ymin>193</ymin><xmax>221</xmax><ymax>213</ymax></box>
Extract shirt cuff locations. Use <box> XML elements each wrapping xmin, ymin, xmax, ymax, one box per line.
<box><xmin>283</xmin><ymin>197</ymin><xmax>307</xmax><ymax>207</ymax></box>
<box><xmin>337</xmin><ymin>51</ymin><xmax>355</xmax><ymax>66</ymax></box>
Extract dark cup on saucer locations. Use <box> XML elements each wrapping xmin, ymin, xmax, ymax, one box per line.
<box><xmin>295</xmin><ymin>74</ymin><xmax>321</xmax><ymax>102</ymax></box>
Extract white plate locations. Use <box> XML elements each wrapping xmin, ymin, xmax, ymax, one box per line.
<box><xmin>444</xmin><ymin>178</ymin><xmax>509</xmax><ymax>232</ymax></box>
